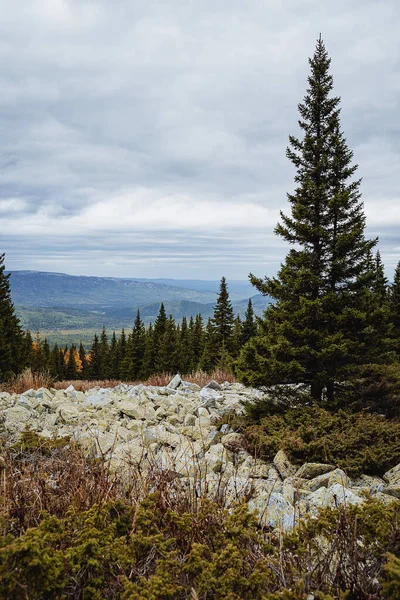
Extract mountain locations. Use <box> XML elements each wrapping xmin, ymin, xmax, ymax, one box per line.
<box><xmin>8</xmin><ymin>271</ymin><xmax>217</xmax><ymax>309</ymax></box>
<box><xmin>9</xmin><ymin>270</ymin><xmax>271</xmax><ymax>345</ymax></box>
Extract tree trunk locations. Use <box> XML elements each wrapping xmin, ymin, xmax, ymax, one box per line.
<box><xmin>311</xmin><ymin>381</ymin><xmax>322</xmax><ymax>402</ymax></box>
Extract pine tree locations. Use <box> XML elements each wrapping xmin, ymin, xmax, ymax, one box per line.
<box><xmin>238</xmin><ymin>37</ymin><xmax>378</xmax><ymax>401</ymax></box>
<box><xmin>373</xmin><ymin>251</ymin><xmax>388</xmax><ymax>300</ymax></box>
<box><xmin>0</xmin><ymin>254</ymin><xmax>24</xmax><ymax>380</ymax></box>
<box><xmin>213</xmin><ymin>277</ymin><xmax>234</xmax><ymax>352</ymax></box>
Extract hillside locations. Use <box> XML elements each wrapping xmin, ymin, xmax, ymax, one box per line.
<box><xmin>10</xmin><ymin>271</ymin><xmax>271</xmax><ymax>344</ymax></box>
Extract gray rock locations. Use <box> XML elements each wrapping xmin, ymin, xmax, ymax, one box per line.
<box><xmin>167</xmin><ymin>374</ymin><xmax>182</xmax><ymax>390</ymax></box>
<box><xmin>383</xmin><ymin>485</ymin><xmax>400</xmax><ymax>499</ymax></box>
<box><xmin>384</xmin><ymin>463</ymin><xmax>400</xmax><ymax>486</ymax></box>
<box><xmin>205</xmin><ymin>380</ymin><xmax>222</xmax><ymax>391</ymax></box>
<box><xmin>273</xmin><ymin>450</ymin><xmax>296</xmax><ymax>479</ymax></box>
<box><xmin>295</xmin><ymin>463</ymin><xmax>335</xmax><ymax>480</ymax></box>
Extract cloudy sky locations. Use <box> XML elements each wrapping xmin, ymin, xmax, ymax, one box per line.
<box><xmin>1</xmin><ymin>0</ymin><xmax>400</xmax><ymax>280</ymax></box>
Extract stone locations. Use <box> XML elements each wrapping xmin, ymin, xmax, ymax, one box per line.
<box><xmin>205</xmin><ymin>380</ymin><xmax>222</xmax><ymax>391</ymax></box>
<box><xmin>273</xmin><ymin>450</ymin><xmax>296</xmax><ymax>479</ymax></box>
<box><xmin>327</xmin><ymin>468</ymin><xmax>350</xmax><ymax>488</ymax></box>
<box><xmin>85</xmin><ymin>394</ymin><xmax>114</xmax><ymax>408</ymax></box>
<box><xmin>384</xmin><ymin>463</ymin><xmax>400</xmax><ymax>486</ymax></box>
<box><xmin>295</xmin><ymin>463</ymin><xmax>335</xmax><ymax>480</ymax></box>
<box><xmin>383</xmin><ymin>485</ymin><xmax>400</xmax><ymax>500</ymax></box>
<box><xmin>199</xmin><ymin>386</ymin><xmax>223</xmax><ymax>407</ymax></box>
<box><xmin>57</xmin><ymin>405</ymin><xmax>79</xmax><ymax>424</ymax></box>
<box><xmin>167</xmin><ymin>374</ymin><xmax>182</xmax><ymax>390</ymax></box>
<box><xmin>352</xmin><ymin>474</ymin><xmax>385</xmax><ymax>494</ymax></box>
<box><xmin>329</xmin><ymin>484</ymin><xmax>363</xmax><ymax>506</ymax></box>
<box><xmin>303</xmin><ymin>471</ymin><xmax>332</xmax><ymax>492</ymax></box>
<box><xmin>248</xmin><ymin>492</ymin><xmax>295</xmax><ymax>531</ymax></box>
<box><xmin>221</xmin><ymin>432</ymin><xmax>244</xmax><ymax>452</ymax></box>
<box><xmin>118</xmin><ymin>401</ymin><xmax>146</xmax><ymax>420</ymax></box>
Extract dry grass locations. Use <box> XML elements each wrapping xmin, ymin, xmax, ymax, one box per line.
<box><xmin>1</xmin><ymin>368</ymin><xmax>54</xmax><ymax>394</ymax></box>
<box><xmin>30</xmin><ymin>369</ymin><xmax>236</xmax><ymax>393</ymax></box>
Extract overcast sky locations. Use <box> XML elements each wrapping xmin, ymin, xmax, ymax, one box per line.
<box><xmin>1</xmin><ymin>0</ymin><xmax>400</xmax><ymax>280</ymax></box>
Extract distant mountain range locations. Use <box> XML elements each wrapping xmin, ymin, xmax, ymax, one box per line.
<box><xmin>8</xmin><ymin>270</ymin><xmax>271</xmax><ymax>345</ymax></box>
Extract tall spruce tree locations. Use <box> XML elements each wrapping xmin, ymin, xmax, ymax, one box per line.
<box><xmin>0</xmin><ymin>254</ymin><xmax>24</xmax><ymax>380</ymax></box>
<box><xmin>237</xmin><ymin>37</ymin><xmax>378</xmax><ymax>401</ymax></box>
<box><xmin>130</xmin><ymin>310</ymin><xmax>146</xmax><ymax>379</ymax></box>
<box><xmin>212</xmin><ymin>277</ymin><xmax>234</xmax><ymax>352</ymax></box>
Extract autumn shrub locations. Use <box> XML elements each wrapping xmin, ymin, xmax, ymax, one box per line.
<box><xmin>243</xmin><ymin>405</ymin><xmax>400</xmax><ymax>477</ymax></box>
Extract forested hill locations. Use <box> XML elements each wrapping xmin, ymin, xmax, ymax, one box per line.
<box><xmin>8</xmin><ymin>271</ymin><xmax>270</xmax><ymax>342</ymax></box>
<box><xmin>7</xmin><ymin>271</ymin><xmax>218</xmax><ymax>309</ymax></box>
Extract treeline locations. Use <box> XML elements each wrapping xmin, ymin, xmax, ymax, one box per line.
<box><xmin>11</xmin><ymin>277</ymin><xmax>258</xmax><ymax>382</ymax></box>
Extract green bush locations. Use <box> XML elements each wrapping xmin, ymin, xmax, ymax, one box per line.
<box><xmin>243</xmin><ymin>405</ymin><xmax>400</xmax><ymax>477</ymax></box>
<box><xmin>1</xmin><ymin>497</ymin><xmax>400</xmax><ymax>599</ymax></box>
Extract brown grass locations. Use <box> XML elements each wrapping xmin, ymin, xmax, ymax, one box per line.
<box><xmin>0</xmin><ymin>369</ymin><xmax>235</xmax><ymax>393</ymax></box>
<box><xmin>2</xmin><ymin>368</ymin><xmax>54</xmax><ymax>394</ymax></box>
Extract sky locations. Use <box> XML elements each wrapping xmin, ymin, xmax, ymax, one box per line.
<box><xmin>1</xmin><ymin>0</ymin><xmax>400</xmax><ymax>280</ymax></box>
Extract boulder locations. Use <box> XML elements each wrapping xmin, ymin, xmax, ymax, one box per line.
<box><xmin>167</xmin><ymin>374</ymin><xmax>182</xmax><ymax>390</ymax></box>
<box><xmin>273</xmin><ymin>450</ymin><xmax>296</xmax><ymax>479</ymax></box>
<box><xmin>329</xmin><ymin>484</ymin><xmax>363</xmax><ymax>506</ymax></box>
<box><xmin>118</xmin><ymin>401</ymin><xmax>146</xmax><ymax>420</ymax></box>
<box><xmin>352</xmin><ymin>474</ymin><xmax>385</xmax><ymax>494</ymax></box>
<box><xmin>384</xmin><ymin>463</ymin><xmax>400</xmax><ymax>486</ymax></box>
<box><xmin>248</xmin><ymin>492</ymin><xmax>295</xmax><ymax>531</ymax></box>
<box><xmin>295</xmin><ymin>463</ymin><xmax>335</xmax><ymax>480</ymax></box>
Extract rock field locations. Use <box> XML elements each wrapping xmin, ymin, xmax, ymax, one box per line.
<box><xmin>1</xmin><ymin>374</ymin><xmax>399</xmax><ymax>530</ymax></box>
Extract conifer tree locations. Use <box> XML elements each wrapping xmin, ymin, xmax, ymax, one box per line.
<box><xmin>99</xmin><ymin>326</ymin><xmax>109</xmax><ymax>379</ymax></box>
<box><xmin>79</xmin><ymin>343</ymin><xmax>88</xmax><ymax>379</ymax></box>
<box><xmin>117</xmin><ymin>329</ymin><xmax>127</xmax><ymax>378</ymax></box>
<box><xmin>199</xmin><ymin>318</ymin><xmax>217</xmax><ymax>372</ymax></box>
<box><xmin>242</xmin><ymin>299</ymin><xmax>257</xmax><ymax>345</ymax></box>
<box><xmin>108</xmin><ymin>332</ymin><xmax>119</xmax><ymax>379</ymax></box>
<box><xmin>238</xmin><ymin>37</ymin><xmax>378</xmax><ymax>401</ymax></box>
<box><xmin>389</xmin><ymin>261</ymin><xmax>400</xmax><ymax>355</ymax></box>
<box><xmin>212</xmin><ymin>277</ymin><xmax>234</xmax><ymax>352</ymax></box>
<box><xmin>179</xmin><ymin>316</ymin><xmax>191</xmax><ymax>374</ymax></box>
<box><xmin>142</xmin><ymin>322</ymin><xmax>155</xmax><ymax>378</ymax></box>
<box><xmin>231</xmin><ymin>315</ymin><xmax>243</xmax><ymax>359</ymax></box>
<box><xmin>130</xmin><ymin>310</ymin><xmax>146</xmax><ymax>379</ymax></box>
<box><xmin>66</xmin><ymin>344</ymin><xmax>78</xmax><ymax>379</ymax></box>
<box><xmin>0</xmin><ymin>254</ymin><xmax>24</xmax><ymax>380</ymax></box>
<box><xmin>157</xmin><ymin>315</ymin><xmax>179</xmax><ymax>373</ymax></box>
<box><xmin>190</xmin><ymin>314</ymin><xmax>204</xmax><ymax>372</ymax></box>
<box><xmin>89</xmin><ymin>334</ymin><xmax>102</xmax><ymax>379</ymax></box>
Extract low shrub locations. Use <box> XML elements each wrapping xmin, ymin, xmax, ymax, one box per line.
<box><xmin>243</xmin><ymin>405</ymin><xmax>400</xmax><ymax>477</ymax></box>
<box><xmin>0</xmin><ymin>495</ymin><xmax>400</xmax><ymax>599</ymax></box>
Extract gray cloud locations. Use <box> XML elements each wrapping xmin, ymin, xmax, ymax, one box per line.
<box><xmin>1</xmin><ymin>0</ymin><xmax>400</xmax><ymax>279</ymax></box>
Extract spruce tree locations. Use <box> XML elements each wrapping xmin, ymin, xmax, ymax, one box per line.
<box><xmin>66</xmin><ymin>345</ymin><xmax>78</xmax><ymax>379</ymax></box>
<box><xmin>178</xmin><ymin>316</ymin><xmax>191</xmax><ymax>374</ymax></box>
<box><xmin>390</xmin><ymin>261</ymin><xmax>400</xmax><ymax>354</ymax></box>
<box><xmin>238</xmin><ymin>37</ymin><xmax>378</xmax><ymax>401</ymax></box>
<box><xmin>199</xmin><ymin>318</ymin><xmax>217</xmax><ymax>372</ymax></box>
<box><xmin>242</xmin><ymin>298</ymin><xmax>257</xmax><ymax>345</ymax></box>
<box><xmin>212</xmin><ymin>277</ymin><xmax>234</xmax><ymax>352</ymax></box>
<box><xmin>0</xmin><ymin>254</ymin><xmax>24</xmax><ymax>380</ymax></box>
<box><xmin>189</xmin><ymin>314</ymin><xmax>204</xmax><ymax>372</ymax></box>
<box><xmin>99</xmin><ymin>326</ymin><xmax>109</xmax><ymax>379</ymax></box>
<box><xmin>79</xmin><ymin>343</ymin><xmax>88</xmax><ymax>379</ymax></box>
<box><xmin>131</xmin><ymin>310</ymin><xmax>146</xmax><ymax>379</ymax></box>
<box><xmin>142</xmin><ymin>323</ymin><xmax>156</xmax><ymax>378</ymax></box>
<box><xmin>89</xmin><ymin>334</ymin><xmax>102</xmax><ymax>380</ymax></box>
<box><xmin>108</xmin><ymin>332</ymin><xmax>119</xmax><ymax>379</ymax></box>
